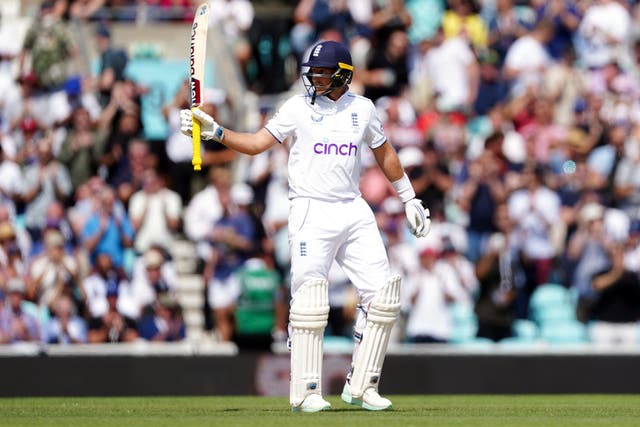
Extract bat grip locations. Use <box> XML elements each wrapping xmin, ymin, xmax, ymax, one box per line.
<box><xmin>191</xmin><ymin>107</ymin><xmax>202</xmax><ymax>171</ymax></box>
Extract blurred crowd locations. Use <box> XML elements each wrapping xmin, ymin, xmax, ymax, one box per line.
<box><xmin>2</xmin><ymin>0</ymin><xmax>640</xmax><ymax>348</ymax></box>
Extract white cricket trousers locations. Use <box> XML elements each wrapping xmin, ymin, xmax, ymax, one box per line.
<box><xmin>288</xmin><ymin>196</ymin><xmax>391</xmax><ymax>305</ymax></box>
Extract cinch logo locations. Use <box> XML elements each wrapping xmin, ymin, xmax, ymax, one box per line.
<box><xmin>313</xmin><ymin>141</ymin><xmax>358</xmax><ymax>156</ymax></box>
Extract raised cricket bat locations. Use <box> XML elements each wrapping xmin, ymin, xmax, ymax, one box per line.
<box><xmin>189</xmin><ymin>2</ymin><xmax>209</xmax><ymax>171</ymax></box>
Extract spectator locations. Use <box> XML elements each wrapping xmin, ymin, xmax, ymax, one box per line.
<box><xmin>503</xmin><ymin>20</ymin><xmax>554</xmax><ymax>98</ymax></box>
<box><xmin>362</xmin><ymin>29</ymin><xmax>410</xmax><ymax>103</ymax></box>
<box><xmin>21</xmin><ymin>135</ymin><xmax>73</xmax><ymax>242</ymax></box>
<box><xmin>441</xmin><ymin>0</ymin><xmax>488</xmax><ymax>51</ymax></box>
<box><xmin>1</xmin><ymin>278</ymin><xmax>40</xmax><ymax>343</ymax></box>
<box><xmin>458</xmin><ymin>136</ymin><xmax>507</xmax><ymax>262</ymax></box>
<box><xmin>81</xmin><ymin>186</ymin><xmax>134</xmax><ymax>271</ymax></box>
<box><xmin>183</xmin><ymin>165</ymin><xmax>228</xmax><ymax>267</ymax></box>
<box><xmin>473</xmin><ymin>49</ymin><xmax>509</xmax><ymax>116</ymax></box>
<box><xmin>404</xmin><ymin>242</ymin><xmax>470</xmax><ymax>343</ymax></box>
<box><xmin>487</xmin><ymin>0</ymin><xmax>531</xmax><ymax>65</ymax></box>
<box><xmin>0</xmin><ymin>144</ymin><xmax>22</xmax><ymax>220</ymax></box>
<box><xmin>205</xmin><ymin>182</ymin><xmax>257</xmax><ymax>342</ymax></box>
<box><xmin>369</xmin><ymin>0</ymin><xmax>412</xmax><ymax>45</ymax></box>
<box><xmin>534</xmin><ymin>0</ymin><xmax>581</xmax><ymax>61</ymax></box>
<box><xmin>474</xmin><ymin>202</ymin><xmax>522</xmax><ymax>341</ymax></box>
<box><xmin>58</xmin><ymin>106</ymin><xmax>108</xmax><ymax>190</ymax></box>
<box><xmin>575</xmin><ymin>0</ymin><xmax>632</xmax><ymax>71</ymax></box>
<box><xmin>507</xmin><ymin>163</ymin><xmax>561</xmax><ymax>318</ymax></box>
<box><xmin>234</xmin><ymin>255</ymin><xmax>282</xmax><ymax>348</ymax></box>
<box><xmin>17</xmin><ymin>0</ymin><xmax>77</xmax><ymax>128</ymax></box>
<box><xmin>44</xmin><ymin>294</ymin><xmax>88</xmax><ymax>344</ymax></box>
<box><xmin>590</xmin><ymin>243</ymin><xmax>640</xmax><ymax>345</ymax></box>
<box><xmin>138</xmin><ymin>293</ymin><xmax>185</xmax><ymax>341</ymax></box>
<box><xmin>27</xmin><ymin>228</ymin><xmax>80</xmax><ymax>312</ymax></box>
<box><xmin>128</xmin><ymin>167</ymin><xmax>182</xmax><ymax>254</ymax></box>
<box><xmin>207</xmin><ymin>0</ymin><xmax>254</xmax><ymax>77</ymax></box>
<box><xmin>129</xmin><ymin>246</ymin><xmax>178</xmax><ymax>315</ymax></box>
<box><xmin>94</xmin><ymin>23</ymin><xmax>128</xmax><ymax>107</ymax></box>
<box><xmin>567</xmin><ymin>201</ymin><xmax>613</xmax><ymax>322</ymax></box>
<box><xmin>83</xmin><ymin>252</ymin><xmax>138</xmax><ymax>343</ymax></box>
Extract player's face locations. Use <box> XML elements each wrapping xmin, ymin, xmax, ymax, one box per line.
<box><xmin>309</xmin><ymin>67</ymin><xmax>335</xmax><ymax>93</ymax></box>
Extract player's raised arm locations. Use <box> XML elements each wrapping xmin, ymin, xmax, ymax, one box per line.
<box><xmin>372</xmin><ymin>141</ymin><xmax>431</xmax><ymax>238</ymax></box>
<box><xmin>179</xmin><ymin>108</ymin><xmax>278</xmax><ymax>155</ymax></box>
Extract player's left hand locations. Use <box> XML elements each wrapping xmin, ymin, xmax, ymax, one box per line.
<box><xmin>404</xmin><ymin>198</ymin><xmax>431</xmax><ymax>238</ymax></box>
<box><xmin>180</xmin><ymin>108</ymin><xmax>225</xmax><ymax>142</ymax></box>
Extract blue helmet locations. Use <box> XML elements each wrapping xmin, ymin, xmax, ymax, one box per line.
<box><xmin>301</xmin><ymin>41</ymin><xmax>354</xmax><ymax>102</ymax></box>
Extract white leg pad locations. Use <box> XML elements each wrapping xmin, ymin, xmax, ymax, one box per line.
<box><xmin>348</xmin><ymin>275</ymin><xmax>401</xmax><ymax>398</ymax></box>
<box><xmin>289</xmin><ymin>278</ymin><xmax>329</xmax><ymax>407</ymax></box>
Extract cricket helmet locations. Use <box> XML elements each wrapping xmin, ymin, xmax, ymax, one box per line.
<box><xmin>301</xmin><ymin>41</ymin><xmax>354</xmax><ymax>101</ymax></box>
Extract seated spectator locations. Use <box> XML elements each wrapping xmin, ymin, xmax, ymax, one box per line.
<box><xmin>183</xmin><ymin>166</ymin><xmax>228</xmax><ymax>268</ymax></box>
<box><xmin>81</xmin><ymin>186</ymin><xmax>134</xmax><ymax>272</ymax></box>
<box><xmin>138</xmin><ymin>294</ymin><xmax>185</xmax><ymax>342</ymax></box>
<box><xmin>1</xmin><ymin>278</ymin><xmax>40</xmax><ymax>343</ymax></box>
<box><xmin>0</xmin><ymin>221</ymin><xmax>28</xmax><ymax>285</ymax></box>
<box><xmin>0</xmin><ymin>144</ymin><xmax>22</xmax><ymax>220</ymax></box>
<box><xmin>44</xmin><ymin>294</ymin><xmax>88</xmax><ymax>344</ymax></box>
<box><xmin>83</xmin><ymin>253</ymin><xmax>138</xmax><ymax>343</ymax></box>
<box><xmin>128</xmin><ymin>167</ymin><xmax>182</xmax><ymax>254</ymax></box>
<box><xmin>27</xmin><ymin>229</ymin><xmax>79</xmax><ymax>312</ymax></box>
<box><xmin>130</xmin><ymin>246</ymin><xmax>178</xmax><ymax>316</ymax></box>
<box><xmin>205</xmin><ymin>182</ymin><xmax>257</xmax><ymax>342</ymax></box>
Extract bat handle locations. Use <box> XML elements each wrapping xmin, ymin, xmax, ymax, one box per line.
<box><xmin>191</xmin><ymin>107</ymin><xmax>202</xmax><ymax>171</ymax></box>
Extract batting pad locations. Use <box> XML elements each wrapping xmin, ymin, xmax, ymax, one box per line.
<box><xmin>348</xmin><ymin>275</ymin><xmax>401</xmax><ymax>398</ymax></box>
<box><xmin>289</xmin><ymin>278</ymin><xmax>329</xmax><ymax>406</ymax></box>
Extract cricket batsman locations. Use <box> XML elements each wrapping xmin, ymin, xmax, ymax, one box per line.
<box><xmin>180</xmin><ymin>40</ymin><xmax>430</xmax><ymax>412</ymax></box>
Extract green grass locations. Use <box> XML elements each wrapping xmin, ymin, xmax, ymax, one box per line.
<box><xmin>1</xmin><ymin>395</ymin><xmax>640</xmax><ymax>427</ymax></box>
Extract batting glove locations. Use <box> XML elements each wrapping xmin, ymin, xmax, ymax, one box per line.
<box><xmin>404</xmin><ymin>198</ymin><xmax>431</xmax><ymax>238</ymax></box>
<box><xmin>180</xmin><ymin>108</ymin><xmax>225</xmax><ymax>143</ymax></box>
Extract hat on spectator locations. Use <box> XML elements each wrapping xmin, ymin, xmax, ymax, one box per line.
<box><xmin>0</xmin><ymin>221</ymin><xmax>15</xmax><ymax>241</ymax></box>
<box><xmin>7</xmin><ymin>278</ymin><xmax>25</xmax><ymax>294</ymax></box>
<box><xmin>44</xmin><ymin>229</ymin><xmax>65</xmax><ymax>249</ymax></box>
<box><xmin>230</xmin><ymin>182</ymin><xmax>254</xmax><ymax>205</ymax></box>
<box><xmin>158</xmin><ymin>294</ymin><xmax>179</xmax><ymax>309</ymax></box>
<box><xmin>398</xmin><ymin>146</ymin><xmax>424</xmax><ymax>169</ymax></box>
<box><xmin>144</xmin><ymin>248</ymin><xmax>164</xmax><ymax>269</ymax></box>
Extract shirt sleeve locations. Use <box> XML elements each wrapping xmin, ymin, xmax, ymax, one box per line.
<box><xmin>264</xmin><ymin>97</ymin><xmax>297</xmax><ymax>143</ymax></box>
<box><xmin>363</xmin><ymin>101</ymin><xmax>387</xmax><ymax>149</ymax></box>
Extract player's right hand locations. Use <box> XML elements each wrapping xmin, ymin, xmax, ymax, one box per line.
<box><xmin>180</xmin><ymin>108</ymin><xmax>225</xmax><ymax>143</ymax></box>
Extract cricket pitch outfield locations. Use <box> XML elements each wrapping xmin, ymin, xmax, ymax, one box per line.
<box><xmin>1</xmin><ymin>395</ymin><xmax>639</xmax><ymax>427</ymax></box>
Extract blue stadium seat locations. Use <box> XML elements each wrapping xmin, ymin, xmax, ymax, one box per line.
<box><xmin>449</xmin><ymin>303</ymin><xmax>478</xmax><ymax>344</ymax></box>
<box><xmin>540</xmin><ymin>321</ymin><xmax>589</xmax><ymax>344</ymax></box>
<box><xmin>512</xmin><ymin>319</ymin><xmax>539</xmax><ymax>341</ymax></box>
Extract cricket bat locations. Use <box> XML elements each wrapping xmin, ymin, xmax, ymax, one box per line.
<box><xmin>189</xmin><ymin>2</ymin><xmax>209</xmax><ymax>171</ymax></box>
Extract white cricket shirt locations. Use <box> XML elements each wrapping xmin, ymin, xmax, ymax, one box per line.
<box><xmin>265</xmin><ymin>91</ymin><xmax>386</xmax><ymax>201</ymax></box>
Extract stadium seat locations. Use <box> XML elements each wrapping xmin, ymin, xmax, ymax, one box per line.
<box><xmin>448</xmin><ymin>303</ymin><xmax>478</xmax><ymax>344</ymax></box>
<box><xmin>529</xmin><ymin>283</ymin><xmax>570</xmax><ymax>311</ymax></box>
<box><xmin>512</xmin><ymin>319</ymin><xmax>539</xmax><ymax>341</ymax></box>
<box><xmin>540</xmin><ymin>321</ymin><xmax>589</xmax><ymax>344</ymax></box>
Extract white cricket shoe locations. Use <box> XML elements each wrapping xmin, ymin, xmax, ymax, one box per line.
<box><xmin>291</xmin><ymin>394</ymin><xmax>331</xmax><ymax>413</ymax></box>
<box><xmin>341</xmin><ymin>383</ymin><xmax>392</xmax><ymax>411</ymax></box>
